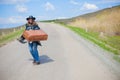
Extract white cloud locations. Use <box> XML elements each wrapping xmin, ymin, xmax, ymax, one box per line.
<box><xmin>81</xmin><ymin>2</ymin><xmax>98</xmax><ymax>10</ymax></box>
<box><xmin>16</xmin><ymin>5</ymin><xmax>28</xmax><ymax>13</ymax></box>
<box><xmin>70</xmin><ymin>0</ymin><xmax>79</xmax><ymax>5</ymax></box>
<box><xmin>0</xmin><ymin>16</ymin><xmax>26</xmax><ymax>24</ymax></box>
<box><xmin>0</xmin><ymin>0</ymin><xmax>29</xmax><ymax>4</ymax></box>
<box><xmin>44</xmin><ymin>2</ymin><xmax>55</xmax><ymax>11</ymax></box>
<box><xmin>95</xmin><ymin>0</ymin><xmax>120</xmax><ymax>4</ymax></box>
<box><xmin>103</xmin><ymin>0</ymin><xmax>120</xmax><ymax>3</ymax></box>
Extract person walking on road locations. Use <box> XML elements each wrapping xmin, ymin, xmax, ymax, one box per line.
<box><xmin>18</xmin><ymin>16</ymin><xmax>41</xmax><ymax>65</ymax></box>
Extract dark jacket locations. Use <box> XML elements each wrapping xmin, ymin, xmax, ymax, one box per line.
<box><xmin>18</xmin><ymin>23</ymin><xmax>42</xmax><ymax>46</ymax></box>
<box><xmin>25</xmin><ymin>22</ymin><xmax>42</xmax><ymax>46</ymax></box>
<box><xmin>18</xmin><ymin>22</ymin><xmax>42</xmax><ymax>46</ymax></box>
<box><xmin>25</xmin><ymin>23</ymin><xmax>40</xmax><ymax>30</ymax></box>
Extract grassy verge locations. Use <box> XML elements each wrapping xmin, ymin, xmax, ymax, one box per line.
<box><xmin>56</xmin><ymin>23</ymin><xmax>120</xmax><ymax>55</ymax></box>
<box><xmin>0</xmin><ymin>28</ymin><xmax>24</xmax><ymax>47</ymax></box>
<box><xmin>68</xmin><ymin>25</ymin><xmax>119</xmax><ymax>54</ymax></box>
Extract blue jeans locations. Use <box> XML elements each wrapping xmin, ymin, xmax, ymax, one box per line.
<box><xmin>28</xmin><ymin>42</ymin><xmax>40</xmax><ymax>62</ymax></box>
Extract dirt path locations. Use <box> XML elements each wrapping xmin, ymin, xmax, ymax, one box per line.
<box><xmin>0</xmin><ymin>22</ymin><xmax>119</xmax><ymax>80</ymax></box>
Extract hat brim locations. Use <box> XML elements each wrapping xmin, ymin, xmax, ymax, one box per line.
<box><xmin>26</xmin><ymin>17</ymin><xmax>36</xmax><ymax>20</ymax></box>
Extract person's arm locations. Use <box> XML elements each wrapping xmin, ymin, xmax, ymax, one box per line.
<box><xmin>17</xmin><ymin>25</ymin><xmax>26</xmax><ymax>43</ymax></box>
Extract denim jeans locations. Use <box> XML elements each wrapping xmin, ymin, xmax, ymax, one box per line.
<box><xmin>28</xmin><ymin>42</ymin><xmax>40</xmax><ymax>62</ymax></box>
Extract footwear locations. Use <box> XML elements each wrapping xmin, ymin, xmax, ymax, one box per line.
<box><xmin>33</xmin><ymin>61</ymin><xmax>41</xmax><ymax>65</ymax></box>
<box><xmin>36</xmin><ymin>62</ymin><xmax>41</xmax><ymax>65</ymax></box>
<box><xmin>33</xmin><ymin>60</ymin><xmax>36</xmax><ymax>64</ymax></box>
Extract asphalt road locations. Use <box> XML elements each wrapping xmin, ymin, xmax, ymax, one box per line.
<box><xmin>0</xmin><ymin>22</ymin><xmax>120</xmax><ymax>80</ymax></box>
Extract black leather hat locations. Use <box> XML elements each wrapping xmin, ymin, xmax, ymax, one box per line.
<box><xmin>26</xmin><ymin>16</ymin><xmax>36</xmax><ymax>20</ymax></box>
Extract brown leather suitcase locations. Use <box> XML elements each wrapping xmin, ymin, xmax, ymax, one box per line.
<box><xmin>23</xmin><ymin>30</ymin><xmax>48</xmax><ymax>41</ymax></box>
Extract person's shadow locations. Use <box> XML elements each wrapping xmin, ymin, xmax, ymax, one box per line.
<box><xmin>40</xmin><ymin>55</ymin><xmax>54</xmax><ymax>64</ymax></box>
<box><xmin>29</xmin><ymin>55</ymin><xmax>54</xmax><ymax>64</ymax></box>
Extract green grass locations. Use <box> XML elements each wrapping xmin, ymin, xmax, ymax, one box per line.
<box><xmin>59</xmin><ymin>24</ymin><xmax>120</xmax><ymax>55</ymax></box>
<box><xmin>113</xmin><ymin>55</ymin><xmax>120</xmax><ymax>62</ymax></box>
<box><xmin>0</xmin><ymin>28</ymin><xmax>24</xmax><ymax>47</ymax></box>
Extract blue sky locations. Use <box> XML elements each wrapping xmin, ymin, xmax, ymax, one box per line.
<box><xmin>0</xmin><ymin>0</ymin><xmax>120</xmax><ymax>28</ymax></box>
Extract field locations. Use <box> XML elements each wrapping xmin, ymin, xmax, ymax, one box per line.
<box><xmin>0</xmin><ymin>27</ymin><xmax>24</xmax><ymax>47</ymax></box>
<box><xmin>51</xmin><ymin>5</ymin><xmax>120</xmax><ymax>36</ymax></box>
